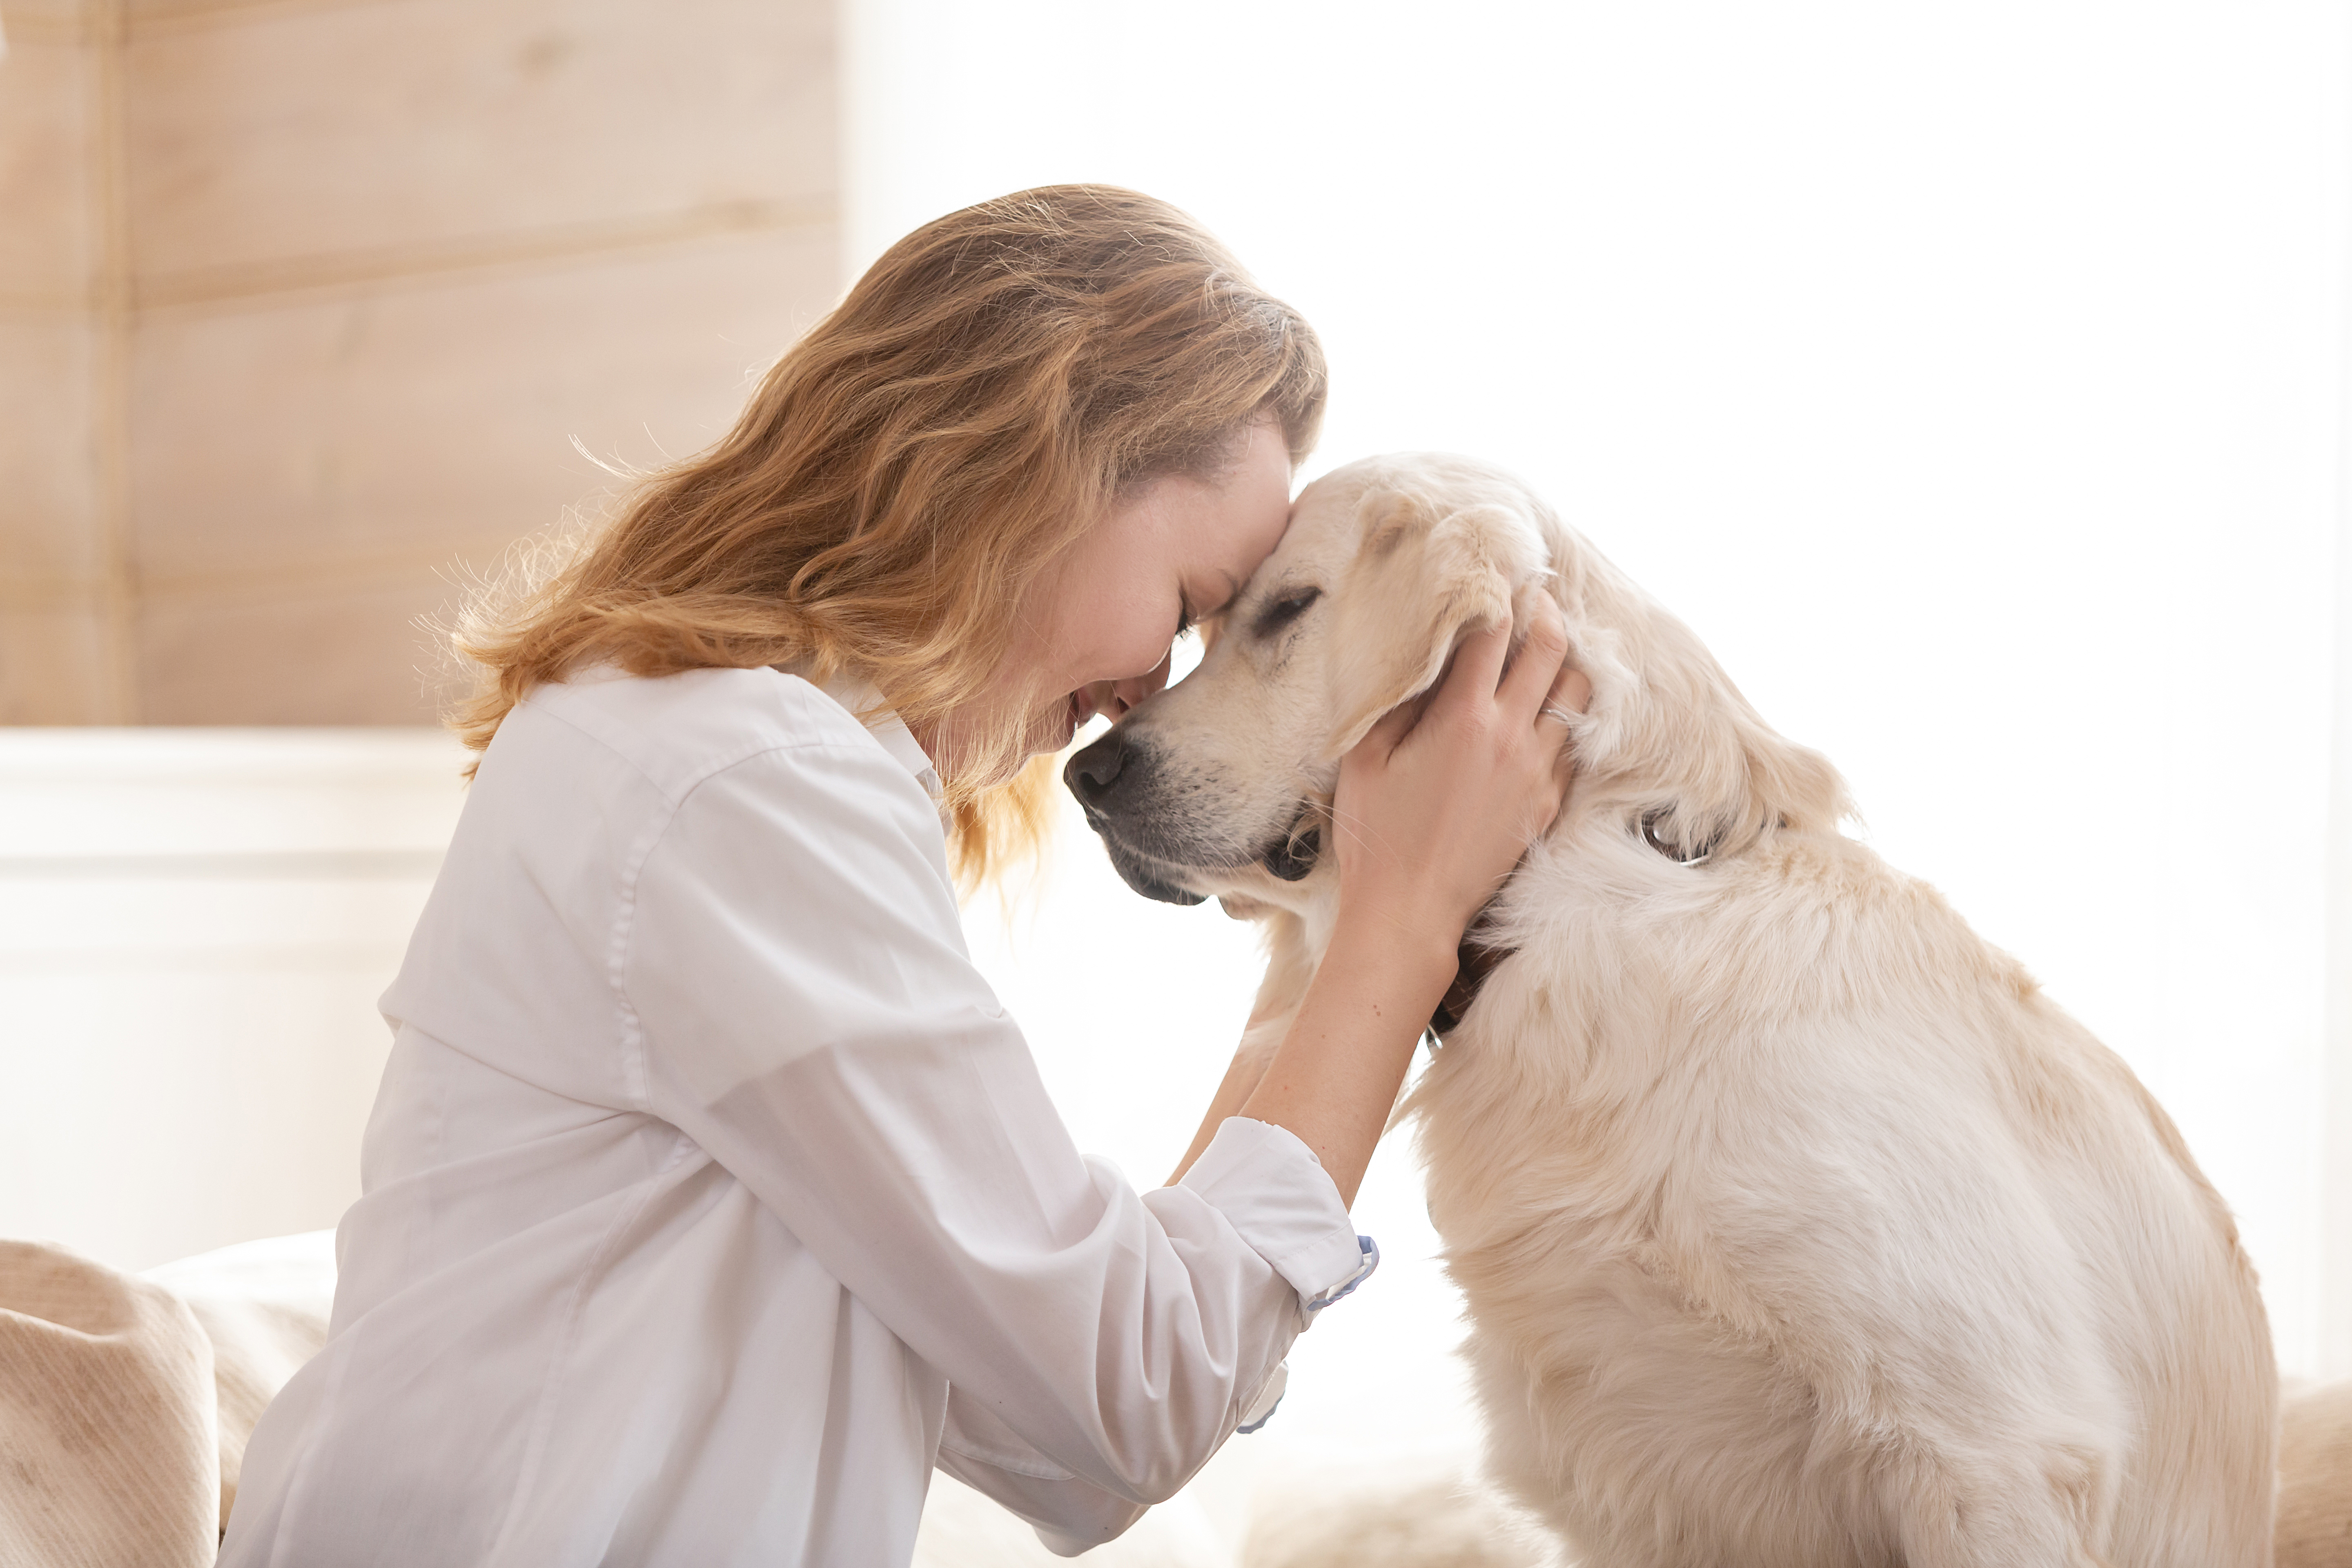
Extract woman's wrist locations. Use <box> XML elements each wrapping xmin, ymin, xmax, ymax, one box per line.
<box><xmin>1232</xmin><ymin>912</ymin><xmax>1459</xmax><ymax>1205</ymax></box>
<box><xmin>1324</xmin><ymin>896</ymin><xmax>1473</xmax><ymax>998</ymax></box>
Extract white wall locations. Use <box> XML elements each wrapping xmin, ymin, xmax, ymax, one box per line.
<box><xmin>0</xmin><ymin>730</ymin><xmax>463</xmax><ymax>1270</ymax></box>
<box><xmin>851</xmin><ymin>0</ymin><xmax>2352</xmax><ymax>1411</ymax></box>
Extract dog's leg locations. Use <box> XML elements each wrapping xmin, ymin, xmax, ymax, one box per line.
<box><xmin>1165</xmin><ymin>911</ymin><xmax>1317</xmax><ymax>1185</ymax></box>
<box><xmin>1234</xmin><ymin>909</ymin><xmax>1315</xmax><ymax>1089</ymax></box>
<box><xmin>1458</xmin><ymin>1272</ymin><xmax>1876</xmax><ymax>1568</ymax></box>
<box><xmin>1887</xmin><ymin>1443</ymin><xmax>2114</xmax><ymax>1568</ymax></box>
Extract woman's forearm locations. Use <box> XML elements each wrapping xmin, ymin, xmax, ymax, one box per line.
<box><xmin>1233</xmin><ymin>913</ymin><xmax>1457</xmax><ymax>1206</ymax></box>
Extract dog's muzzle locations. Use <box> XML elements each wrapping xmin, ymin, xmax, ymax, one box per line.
<box><xmin>1063</xmin><ymin>730</ymin><xmax>1206</xmax><ymax>906</ymax></box>
<box><xmin>1065</xmin><ymin>727</ymin><xmax>1324</xmax><ymax>901</ymax></box>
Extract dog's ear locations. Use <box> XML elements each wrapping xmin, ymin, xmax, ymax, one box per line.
<box><xmin>1324</xmin><ymin>488</ymin><xmax>1547</xmax><ymax>757</ymax></box>
<box><xmin>1732</xmin><ymin>708</ymin><xmax>1849</xmax><ymax>839</ymax></box>
<box><xmin>1562</xmin><ymin>569</ymin><xmax>1853</xmax><ymax>857</ymax></box>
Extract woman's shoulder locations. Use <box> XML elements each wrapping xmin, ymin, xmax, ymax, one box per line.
<box><xmin>500</xmin><ymin>666</ymin><xmax>926</xmax><ymax>811</ymax></box>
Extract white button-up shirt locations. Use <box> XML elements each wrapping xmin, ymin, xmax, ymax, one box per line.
<box><xmin>219</xmin><ymin>665</ymin><xmax>1372</xmax><ymax>1567</ymax></box>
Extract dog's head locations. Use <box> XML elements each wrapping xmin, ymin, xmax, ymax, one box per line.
<box><xmin>1065</xmin><ymin>453</ymin><xmax>1849</xmax><ymax>913</ymax></box>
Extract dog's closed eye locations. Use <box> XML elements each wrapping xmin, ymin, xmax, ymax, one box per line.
<box><xmin>1252</xmin><ymin>586</ymin><xmax>1321</xmax><ymax>639</ymax></box>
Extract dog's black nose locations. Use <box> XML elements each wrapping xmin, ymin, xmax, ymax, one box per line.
<box><xmin>1064</xmin><ymin>728</ymin><xmax>1129</xmax><ymax>812</ymax></box>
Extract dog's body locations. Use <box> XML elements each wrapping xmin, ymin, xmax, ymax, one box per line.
<box><xmin>1067</xmin><ymin>454</ymin><xmax>2276</xmax><ymax>1567</ymax></box>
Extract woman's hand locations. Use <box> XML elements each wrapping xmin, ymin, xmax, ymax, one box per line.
<box><xmin>1228</xmin><ymin>593</ymin><xmax>1587</xmax><ymax>1205</ymax></box>
<box><xmin>1332</xmin><ymin>593</ymin><xmax>1589</xmax><ymax>952</ymax></box>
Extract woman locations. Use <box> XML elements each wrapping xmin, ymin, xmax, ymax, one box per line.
<box><xmin>219</xmin><ymin>186</ymin><xmax>1579</xmax><ymax>1566</ymax></box>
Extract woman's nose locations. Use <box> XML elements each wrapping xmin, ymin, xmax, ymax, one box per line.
<box><xmin>1114</xmin><ymin>652</ymin><xmax>1174</xmax><ymax>713</ymax></box>
<box><xmin>1091</xmin><ymin>652</ymin><xmax>1172</xmax><ymax>722</ymax></box>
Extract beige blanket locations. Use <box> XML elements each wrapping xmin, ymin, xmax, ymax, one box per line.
<box><xmin>2</xmin><ymin>1234</ymin><xmax>2346</xmax><ymax>1567</ymax></box>
<box><xmin>0</xmin><ymin>1242</ymin><xmax>216</xmax><ymax>1568</ymax></box>
<box><xmin>2286</xmin><ymin>1379</ymin><xmax>2352</xmax><ymax>1566</ymax></box>
<box><xmin>0</xmin><ymin>1236</ymin><xmax>329</xmax><ymax>1568</ymax></box>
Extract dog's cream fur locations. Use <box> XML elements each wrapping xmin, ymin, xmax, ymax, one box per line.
<box><xmin>1076</xmin><ymin>454</ymin><xmax>2278</xmax><ymax>1567</ymax></box>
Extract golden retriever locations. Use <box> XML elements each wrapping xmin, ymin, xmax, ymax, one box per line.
<box><xmin>1066</xmin><ymin>453</ymin><xmax>2278</xmax><ymax>1567</ymax></box>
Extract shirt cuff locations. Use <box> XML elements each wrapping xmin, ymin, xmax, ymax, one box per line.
<box><xmin>1236</xmin><ymin>1360</ymin><xmax>1288</xmax><ymax>1434</ymax></box>
<box><xmin>1178</xmin><ymin>1117</ymin><xmax>1378</xmax><ymax>1320</ymax></box>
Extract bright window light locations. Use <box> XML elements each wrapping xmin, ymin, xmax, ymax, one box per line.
<box><xmin>851</xmin><ymin>0</ymin><xmax>2352</xmax><ymax>1430</ymax></box>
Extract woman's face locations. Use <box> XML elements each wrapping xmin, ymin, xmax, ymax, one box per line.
<box><xmin>914</xmin><ymin>417</ymin><xmax>1296</xmax><ymax>780</ymax></box>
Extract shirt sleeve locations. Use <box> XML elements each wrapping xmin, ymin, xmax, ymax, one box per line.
<box><xmin>935</xmin><ymin>1312</ymin><xmax>1305</xmax><ymax>1556</ymax></box>
<box><xmin>936</xmin><ymin>1386</ymin><xmax>1146</xmax><ymax>1555</ymax></box>
<box><xmin>620</xmin><ymin>740</ymin><xmax>1372</xmax><ymax>1511</ymax></box>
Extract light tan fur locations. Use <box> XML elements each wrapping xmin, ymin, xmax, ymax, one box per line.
<box><xmin>2278</xmin><ymin>1381</ymin><xmax>2352</xmax><ymax>1567</ymax></box>
<box><xmin>1090</xmin><ymin>454</ymin><xmax>2278</xmax><ymax>1566</ymax></box>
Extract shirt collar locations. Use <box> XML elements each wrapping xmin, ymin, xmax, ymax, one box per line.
<box><xmin>797</xmin><ymin>668</ymin><xmax>942</xmax><ymax>802</ymax></box>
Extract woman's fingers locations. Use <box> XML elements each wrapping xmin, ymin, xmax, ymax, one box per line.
<box><xmin>1497</xmin><ymin>594</ymin><xmax>1572</xmax><ymax>727</ymax></box>
<box><xmin>1430</xmin><ymin>618</ymin><xmax>1512</xmax><ymax>722</ymax></box>
<box><xmin>1364</xmin><ymin>607</ymin><xmax>1516</xmax><ymax>760</ymax></box>
<box><xmin>1544</xmin><ymin>664</ymin><xmax>1593</xmax><ymax>725</ymax></box>
<box><xmin>1357</xmin><ymin>686</ymin><xmax>1423</xmax><ymax>762</ymax></box>
<box><xmin>1383</xmin><ymin>596</ymin><xmax>1578</xmax><ymax>763</ymax></box>
<box><xmin>1541</xmin><ymin>665</ymin><xmax>1590</xmax><ymax>795</ymax></box>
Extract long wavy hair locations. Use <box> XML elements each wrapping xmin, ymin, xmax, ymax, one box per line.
<box><xmin>449</xmin><ymin>185</ymin><xmax>1326</xmax><ymax>883</ymax></box>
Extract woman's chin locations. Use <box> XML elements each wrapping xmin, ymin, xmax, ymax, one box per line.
<box><xmin>1047</xmin><ymin>692</ymin><xmax>1087</xmax><ymax>752</ymax></box>
<box><xmin>926</xmin><ymin>694</ymin><xmax>1087</xmax><ymax>792</ymax></box>
<box><xmin>1004</xmin><ymin>696</ymin><xmax>1087</xmax><ymax>774</ymax></box>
